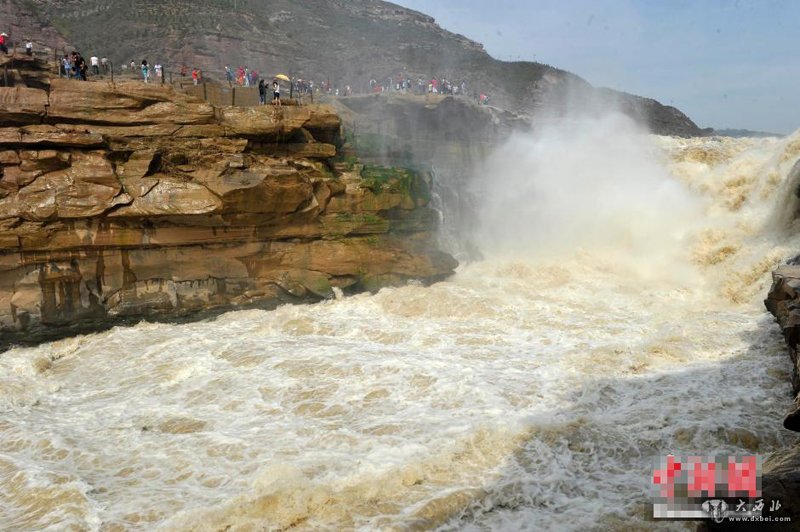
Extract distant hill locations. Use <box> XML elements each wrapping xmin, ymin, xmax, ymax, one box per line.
<box><xmin>714</xmin><ymin>128</ymin><xmax>784</xmax><ymax>138</ymax></box>
<box><xmin>3</xmin><ymin>0</ymin><xmax>706</xmax><ymax>136</ymax></box>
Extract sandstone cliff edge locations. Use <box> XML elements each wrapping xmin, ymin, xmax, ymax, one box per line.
<box><xmin>0</xmin><ymin>69</ymin><xmax>457</xmax><ymax>349</ymax></box>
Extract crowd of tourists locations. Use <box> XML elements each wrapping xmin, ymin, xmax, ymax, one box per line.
<box><xmin>1</xmin><ymin>33</ymin><xmax>489</xmax><ymax>106</ymax></box>
<box><xmin>295</xmin><ymin>73</ymin><xmax>490</xmax><ymax>105</ymax></box>
<box><xmin>121</xmin><ymin>60</ymin><xmax>203</xmax><ymax>84</ymax></box>
<box><xmin>59</xmin><ymin>52</ymin><xmax>203</xmax><ymax>86</ymax></box>
<box><xmin>225</xmin><ymin>65</ymin><xmax>260</xmax><ymax>87</ymax></box>
<box><xmin>213</xmin><ymin>55</ymin><xmax>490</xmax><ymax>105</ymax></box>
<box><xmin>59</xmin><ymin>52</ymin><xmax>111</xmax><ymax>80</ymax></box>
<box><xmin>368</xmin><ymin>75</ymin><xmax>468</xmax><ymax>96</ymax></box>
<box><xmin>275</xmin><ymin>72</ymin><xmax>489</xmax><ymax>105</ymax></box>
<box><xmin>367</xmin><ymin>73</ymin><xmax>490</xmax><ymax>104</ymax></box>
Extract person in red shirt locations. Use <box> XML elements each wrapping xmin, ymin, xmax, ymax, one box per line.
<box><xmin>191</xmin><ymin>68</ymin><xmax>199</xmax><ymax>85</ymax></box>
<box><xmin>0</xmin><ymin>33</ymin><xmax>8</xmax><ymax>55</ymax></box>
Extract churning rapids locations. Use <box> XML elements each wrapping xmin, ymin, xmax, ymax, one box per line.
<box><xmin>3</xmin><ymin>114</ymin><xmax>800</xmax><ymax>531</ymax></box>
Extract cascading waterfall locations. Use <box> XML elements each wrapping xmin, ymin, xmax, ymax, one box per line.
<box><xmin>2</xmin><ymin>113</ymin><xmax>800</xmax><ymax>531</ymax></box>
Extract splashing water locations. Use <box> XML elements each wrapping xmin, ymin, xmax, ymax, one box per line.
<box><xmin>2</xmin><ymin>117</ymin><xmax>799</xmax><ymax>531</ymax></box>
<box><xmin>473</xmin><ymin>114</ymin><xmax>702</xmax><ymax>262</ymax></box>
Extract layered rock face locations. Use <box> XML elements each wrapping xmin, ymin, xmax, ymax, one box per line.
<box><xmin>765</xmin><ymin>266</ymin><xmax>800</xmax><ymax>429</ymax></box>
<box><xmin>0</xmin><ymin>79</ymin><xmax>456</xmax><ymax>349</ymax></box>
<box><xmin>754</xmin><ymin>266</ymin><xmax>800</xmax><ymax>527</ymax></box>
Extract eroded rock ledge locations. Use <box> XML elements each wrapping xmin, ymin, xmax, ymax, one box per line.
<box><xmin>752</xmin><ymin>265</ymin><xmax>800</xmax><ymax>527</ymax></box>
<box><xmin>765</xmin><ymin>265</ymin><xmax>800</xmax><ymax>430</ymax></box>
<box><xmin>0</xmin><ymin>79</ymin><xmax>457</xmax><ymax>349</ymax></box>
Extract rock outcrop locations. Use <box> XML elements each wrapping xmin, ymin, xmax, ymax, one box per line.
<box><xmin>0</xmin><ymin>77</ymin><xmax>456</xmax><ymax>350</ymax></box>
<box><xmin>331</xmin><ymin>93</ymin><xmax>524</xmax><ymax>260</ymax></box>
<box><xmin>765</xmin><ymin>265</ymin><xmax>800</xmax><ymax>430</ymax></box>
<box><xmin>757</xmin><ymin>266</ymin><xmax>800</xmax><ymax>526</ymax></box>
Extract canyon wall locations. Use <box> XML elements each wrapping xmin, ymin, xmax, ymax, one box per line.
<box><xmin>0</xmin><ymin>75</ymin><xmax>456</xmax><ymax>349</ymax></box>
<box><xmin>332</xmin><ymin>93</ymin><xmax>522</xmax><ymax>259</ymax></box>
<box><xmin>751</xmin><ymin>267</ymin><xmax>800</xmax><ymax>527</ymax></box>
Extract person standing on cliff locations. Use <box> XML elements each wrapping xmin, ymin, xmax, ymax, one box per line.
<box><xmin>25</xmin><ymin>40</ymin><xmax>32</xmax><ymax>56</ymax></box>
<box><xmin>258</xmin><ymin>78</ymin><xmax>266</xmax><ymax>105</ymax></box>
<box><xmin>272</xmin><ymin>80</ymin><xmax>281</xmax><ymax>106</ymax></box>
<box><xmin>61</xmin><ymin>54</ymin><xmax>71</xmax><ymax>79</ymax></box>
<box><xmin>76</xmin><ymin>53</ymin><xmax>88</xmax><ymax>81</ymax></box>
<box><xmin>0</xmin><ymin>33</ymin><xmax>9</xmax><ymax>55</ymax></box>
<box><xmin>191</xmin><ymin>68</ymin><xmax>199</xmax><ymax>85</ymax></box>
<box><xmin>90</xmin><ymin>55</ymin><xmax>99</xmax><ymax>76</ymax></box>
<box><xmin>141</xmin><ymin>59</ymin><xmax>149</xmax><ymax>83</ymax></box>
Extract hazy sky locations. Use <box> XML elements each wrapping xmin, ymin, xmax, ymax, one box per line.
<box><xmin>393</xmin><ymin>0</ymin><xmax>799</xmax><ymax>134</ymax></box>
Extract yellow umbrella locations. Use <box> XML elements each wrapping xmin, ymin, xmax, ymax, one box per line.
<box><xmin>275</xmin><ymin>74</ymin><xmax>290</xmax><ymax>82</ymax></box>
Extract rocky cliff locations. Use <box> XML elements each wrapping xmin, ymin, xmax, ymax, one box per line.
<box><xmin>766</xmin><ymin>266</ymin><xmax>800</xmax><ymax>430</ymax></box>
<box><xmin>4</xmin><ymin>0</ymin><xmax>707</xmax><ymax>137</ymax></box>
<box><xmin>753</xmin><ymin>266</ymin><xmax>800</xmax><ymax>526</ymax></box>
<box><xmin>331</xmin><ymin>93</ymin><xmax>524</xmax><ymax>260</ymax></box>
<box><xmin>0</xmin><ymin>61</ymin><xmax>456</xmax><ymax>350</ymax></box>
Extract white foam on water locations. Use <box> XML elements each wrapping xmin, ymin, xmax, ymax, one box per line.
<box><xmin>2</xmin><ymin>121</ymin><xmax>800</xmax><ymax>531</ymax></box>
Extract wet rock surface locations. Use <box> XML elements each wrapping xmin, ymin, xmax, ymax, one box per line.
<box><xmin>759</xmin><ymin>265</ymin><xmax>800</xmax><ymax>528</ymax></box>
<box><xmin>0</xmin><ymin>77</ymin><xmax>456</xmax><ymax>350</ymax></box>
<box><xmin>765</xmin><ymin>265</ymin><xmax>800</xmax><ymax>429</ymax></box>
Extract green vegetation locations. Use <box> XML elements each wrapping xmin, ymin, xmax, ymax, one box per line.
<box><xmin>360</xmin><ymin>165</ymin><xmax>431</xmax><ymax>203</ymax></box>
<box><xmin>360</xmin><ymin>164</ymin><xmax>409</xmax><ymax>193</ymax></box>
<box><xmin>312</xmin><ymin>161</ymin><xmax>337</xmax><ymax>180</ymax></box>
<box><xmin>332</xmin><ymin>154</ymin><xmax>360</xmax><ymax>171</ymax></box>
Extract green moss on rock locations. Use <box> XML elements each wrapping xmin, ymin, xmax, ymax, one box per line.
<box><xmin>360</xmin><ymin>164</ymin><xmax>432</xmax><ymax>204</ymax></box>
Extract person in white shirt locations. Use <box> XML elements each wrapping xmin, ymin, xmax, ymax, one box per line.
<box><xmin>90</xmin><ymin>56</ymin><xmax>99</xmax><ymax>76</ymax></box>
<box><xmin>25</xmin><ymin>41</ymin><xmax>32</xmax><ymax>55</ymax></box>
<box><xmin>100</xmin><ymin>57</ymin><xmax>108</xmax><ymax>74</ymax></box>
<box><xmin>272</xmin><ymin>81</ymin><xmax>281</xmax><ymax>106</ymax></box>
<box><xmin>61</xmin><ymin>54</ymin><xmax>71</xmax><ymax>78</ymax></box>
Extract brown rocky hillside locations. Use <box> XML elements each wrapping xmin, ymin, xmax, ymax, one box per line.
<box><xmin>3</xmin><ymin>0</ymin><xmax>706</xmax><ymax>136</ymax></box>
